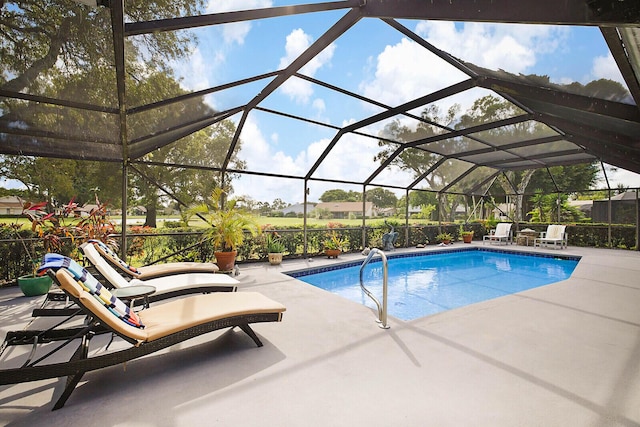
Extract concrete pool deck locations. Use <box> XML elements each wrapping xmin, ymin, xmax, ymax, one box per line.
<box><xmin>1</xmin><ymin>243</ymin><xmax>639</xmax><ymax>426</ymax></box>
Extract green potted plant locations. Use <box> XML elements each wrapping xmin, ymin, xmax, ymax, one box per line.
<box><xmin>190</xmin><ymin>188</ymin><xmax>261</xmax><ymax>272</ymax></box>
<box><xmin>436</xmin><ymin>232</ymin><xmax>453</xmax><ymax>245</ymax></box>
<box><xmin>459</xmin><ymin>224</ymin><xmax>474</xmax><ymax>243</ymax></box>
<box><xmin>266</xmin><ymin>233</ymin><xmax>286</xmax><ymax>265</ymax></box>
<box><xmin>461</xmin><ymin>230</ymin><xmax>474</xmax><ymax>243</ymax></box>
<box><xmin>323</xmin><ymin>230</ymin><xmax>348</xmax><ymax>258</ymax></box>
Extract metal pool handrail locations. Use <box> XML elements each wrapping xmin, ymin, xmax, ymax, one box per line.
<box><xmin>359</xmin><ymin>248</ymin><xmax>389</xmax><ymax>329</ymax></box>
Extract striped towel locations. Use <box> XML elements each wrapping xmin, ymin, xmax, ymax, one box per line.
<box><xmin>39</xmin><ymin>254</ymin><xmax>144</xmax><ymax>328</ymax></box>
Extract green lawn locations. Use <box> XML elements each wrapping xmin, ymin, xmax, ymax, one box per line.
<box><xmin>5</xmin><ymin>215</ymin><xmax>435</xmax><ymax>230</ymax></box>
<box><xmin>187</xmin><ymin>216</ymin><xmax>433</xmax><ymax>229</ymax></box>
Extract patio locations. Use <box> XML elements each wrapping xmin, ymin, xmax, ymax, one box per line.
<box><xmin>1</xmin><ymin>243</ymin><xmax>639</xmax><ymax>426</ymax></box>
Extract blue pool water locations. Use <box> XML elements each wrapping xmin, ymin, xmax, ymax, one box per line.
<box><xmin>289</xmin><ymin>249</ymin><xmax>579</xmax><ymax>321</ymax></box>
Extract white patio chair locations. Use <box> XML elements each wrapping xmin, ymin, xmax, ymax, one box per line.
<box><xmin>483</xmin><ymin>222</ymin><xmax>513</xmax><ymax>245</ymax></box>
<box><xmin>534</xmin><ymin>224</ymin><xmax>567</xmax><ymax>249</ymax></box>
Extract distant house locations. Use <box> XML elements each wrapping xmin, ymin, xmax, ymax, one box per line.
<box><xmin>130</xmin><ymin>206</ymin><xmax>147</xmax><ymax>216</ymax></box>
<box><xmin>314</xmin><ymin>201</ymin><xmax>374</xmax><ymax>219</ymax></box>
<box><xmin>592</xmin><ymin>191</ymin><xmax>639</xmax><ymax>224</ymax></box>
<box><xmin>278</xmin><ymin>202</ymin><xmax>316</xmax><ymax>216</ymax></box>
<box><xmin>568</xmin><ymin>199</ymin><xmax>593</xmax><ymax>217</ymax></box>
<box><xmin>0</xmin><ymin>196</ymin><xmax>25</xmax><ymax>215</ymax></box>
<box><xmin>74</xmin><ymin>204</ymin><xmax>100</xmax><ymax>217</ymax></box>
<box><xmin>376</xmin><ymin>206</ymin><xmax>396</xmax><ymax>217</ymax></box>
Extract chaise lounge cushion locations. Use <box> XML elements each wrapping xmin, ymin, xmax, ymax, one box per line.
<box><xmin>138</xmin><ymin>292</ymin><xmax>286</xmax><ymax>341</ymax></box>
<box><xmin>81</xmin><ymin>242</ymin><xmax>238</xmax><ymax>296</ymax></box>
<box><xmin>89</xmin><ymin>239</ymin><xmax>219</xmax><ymax>279</ymax></box>
<box><xmin>88</xmin><ymin>239</ymin><xmax>141</xmax><ymax>274</ymax></box>
<box><xmin>56</xmin><ymin>269</ymin><xmax>149</xmax><ymax>341</ymax></box>
<box><xmin>52</xmin><ymin>264</ymin><xmax>286</xmax><ymax>344</ymax></box>
<box><xmin>40</xmin><ymin>254</ymin><xmax>144</xmax><ymax>328</ymax></box>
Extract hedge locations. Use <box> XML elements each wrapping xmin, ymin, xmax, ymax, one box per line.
<box><xmin>1</xmin><ymin>221</ymin><xmax>637</xmax><ymax>286</ymax></box>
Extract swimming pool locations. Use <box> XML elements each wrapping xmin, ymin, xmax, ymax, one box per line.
<box><xmin>288</xmin><ymin>248</ymin><xmax>580</xmax><ymax>321</ymax></box>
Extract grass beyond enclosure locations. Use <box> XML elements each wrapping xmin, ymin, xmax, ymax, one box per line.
<box><xmin>111</xmin><ymin>216</ymin><xmax>423</xmax><ymax>228</ymax></box>
<box><xmin>193</xmin><ymin>216</ymin><xmax>434</xmax><ymax>228</ymax></box>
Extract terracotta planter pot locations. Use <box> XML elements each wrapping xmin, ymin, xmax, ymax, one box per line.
<box><xmin>18</xmin><ymin>274</ymin><xmax>52</xmax><ymax>297</ymax></box>
<box><xmin>462</xmin><ymin>233</ymin><xmax>474</xmax><ymax>243</ymax></box>
<box><xmin>214</xmin><ymin>250</ymin><xmax>237</xmax><ymax>272</ymax></box>
<box><xmin>325</xmin><ymin>249</ymin><xmax>341</xmax><ymax>259</ymax></box>
<box><xmin>268</xmin><ymin>253</ymin><xmax>283</xmax><ymax>265</ymax></box>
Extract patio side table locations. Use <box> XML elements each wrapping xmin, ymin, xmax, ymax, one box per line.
<box><xmin>516</xmin><ymin>229</ymin><xmax>537</xmax><ymax>246</ymax></box>
<box><xmin>112</xmin><ymin>284</ymin><xmax>156</xmax><ymax>309</ymax></box>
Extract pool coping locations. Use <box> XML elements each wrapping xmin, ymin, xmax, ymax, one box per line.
<box><xmin>285</xmin><ymin>245</ymin><xmax>582</xmax><ymax>278</ymax></box>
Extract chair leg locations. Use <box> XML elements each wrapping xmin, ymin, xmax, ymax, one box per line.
<box><xmin>52</xmin><ymin>332</ymin><xmax>92</xmax><ymax>410</ymax></box>
<box><xmin>237</xmin><ymin>324</ymin><xmax>263</xmax><ymax>347</ymax></box>
<box><xmin>52</xmin><ymin>370</ymin><xmax>86</xmax><ymax>410</ymax></box>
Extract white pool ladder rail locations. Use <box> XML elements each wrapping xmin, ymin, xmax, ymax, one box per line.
<box><xmin>359</xmin><ymin>248</ymin><xmax>390</xmax><ymax>329</ymax></box>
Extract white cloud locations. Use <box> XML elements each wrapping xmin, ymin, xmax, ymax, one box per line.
<box><xmin>0</xmin><ymin>178</ymin><xmax>26</xmax><ymax>190</ymax></box>
<box><xmin>278</xmin><ymin>29</ymin><xmax>336</xmax><ymax>103</ymax></box>
<box><xmin>172</xmin><ymin>0</ymin><xmax>273</xmax><ymax>94</ymax></box>
<box><xmin>232</xmin><ymin>116</ymin><xmax>309</xmax><ymax>203</ymax></box>
<box><xmin>206</xmin><ymin>0</ymin><xmax>273</xmax><ymax>46</ymax></box>
<box><xmin>312</xmin><ymin>98</ymin><xmax>326</xmax><ymax>114</ymax></box>
<box><xmin>601</xmin><ymin>168</ymin><xmax>640</xmax><ymax>188</ymax></box>
<box><xmin>313</xmin><ymin>131</ymin><xmax>414</xmax><ymax>190</ymax></box>
<box><xmin>230</xmin><ymin>115</ymin><xmax>415</xmax><ymax>204</ymax></box>
<box><xmin>174</xmin><ymin>47</ymin><xmax>211</xmax><ymax>92</ymax></box>
<box><xmin>359</xmin><ymin>38</ymin><xmax>466</xmax><ymax>107</ymax></box>
<box><xmin>591</xmin><ymin>52</ymin><xmax>625</xmax><ymax>84</ymax></box>
<box><xmin>360</xmin><ymin>21</ymin><xmax>570</xmax><ymax>116</ymax></box>
<box><xmin>415</xmin><ymin>21</ymin><xmax>567</xmax><ymax>72</ymax></box>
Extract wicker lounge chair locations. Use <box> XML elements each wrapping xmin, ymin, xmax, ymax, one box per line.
<box><xmin>32</xmin><ymin>245</ymin><xmax>239</xmax><ymax>317</ymax></box>
<box><xmin>87</xmin><ymin>239</ymin><xmax>219</xmax><ymax>279</ymax></box>
<box><xmin>534</xmin><ymin>224</ymin><xmax>567</xmax><ymax>249</ymax></box>
<box><xmin>0</xmin><ymin>256</ymin><xmax>285</xmax><ymax>410</ymax></box>
<box><xmin>80</xmin><ymin>242</ymin><xmax>238</xmax><ymax>303</ymax></box>
<box><xmin>483</xmin><ymin>222</ymin><xmax>513</xmax><ymax>245</ymax></box>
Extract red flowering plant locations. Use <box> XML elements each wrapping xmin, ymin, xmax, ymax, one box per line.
<box><xmin>16</xmin><ymin>197</ymin><xmax>78</xmax><ymax>275</ymax></box>
<box><xmin>73</xmin><ymin>194</ymin><xmax>118</xmax><ymax>250</ymax></box>
<box><xmin>323</xmin><ymin>222</ymin><xmax>348</xmax><ymax>251</ymax></box>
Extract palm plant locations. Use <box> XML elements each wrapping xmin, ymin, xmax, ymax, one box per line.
<box><xmin>190</xmin><ymin>188</ymin><xmax>261</xmax><ymax>253</ymax></box>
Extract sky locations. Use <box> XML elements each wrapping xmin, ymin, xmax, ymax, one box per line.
<box><xmin>5</xmin><ymin>1</ymin><xmax>640</xmax><ymax>204</ymax></box>
<box><xmin>159</xmin><ymin>0</ymin><xmax>640</xmax><ymax>205</ymax></box>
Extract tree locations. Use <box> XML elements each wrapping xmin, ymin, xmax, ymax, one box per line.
<box><xmin>234</xmin><ymin>195</ymin><xmax>257</xmax><ymax>212</ymax></box>
<box><xmin>409</xmin><ymin>190</ymin><xmax>438</xmax><ymax>208</ymax></box>
<box><xmin>414</xmin><ymin>204</ymin><xmax>436</xmax><ymax>220</ymax></box>
<box><xmin>376</xmin><ymin>104</ymin><xmax>468</xmax><ymax>220</ymax></box>
<box><xmin>0</xmin><ymin>157</ymin><xmax>72</xmax><ymax>204</ymax></box>
<box><xmin>319</xmin><ymin>189</ymin><xmax>361</xmax><ymax>202</ymax></box>
<box><xmin>256</xmin><ymin>201</ymin><xmax>271</xmax><ymax>216</ymax></box>
<box><xmin>0</xmin><ymin>155</ymin><xmax>121</xmax><ymax>208</ymax></box>
<box><xmin>0</xmin><ymin>0</ymin><xmax>228</xmax><ymax>226</ymax></box>
<box><xmin>130</xmin><ymin>116</ymin><xmax>244</xmax><ymax>227</ymax></box>
<box><xmin>376</xmin><ymin>75</ymin><xmax>625</xmax><ymax>222</ymax></box>
<box><xmin>271</xmin><ymin>198</ymin><xmax>289</xmax><ymax>210</ymax></box>
<box><xmin>365</xmin><ymin>188</ymin><xmax>397</xmax><ymax>208</ymax></box>
<box><xmin>528</xmin><ymin>191</ymin><xmax>585</xmax><ymax>222</ymax></box>
<box><xmin>376</xmin><ymin>104</ymin><xmax>461</xmax><ymax>190</ymax></box>
<box><xmin>1</xmin><ymin>1</ymin><xmax>202</xmax><ymax>94</ymax></box>
<box><xmin>528</xmin><ymin>164</ymin><xmax>600</xmax><ymax>194</ymax></box>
